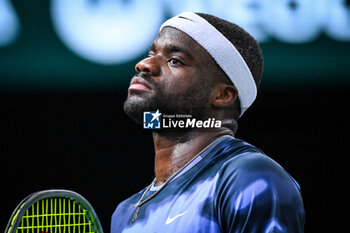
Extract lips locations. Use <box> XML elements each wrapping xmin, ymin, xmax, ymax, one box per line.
<box><xmin>128</xmin><ymin>76</ymin><xmax>152</xmax><ymax>92</ymax></box>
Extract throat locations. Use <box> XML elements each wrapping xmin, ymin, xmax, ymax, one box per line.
<box><xmin>153</xmin><ymin>131</ymin><xmax>202</xmax><ymax>185</ymax></box>
<box><xmin>152</xmin><ymin>131</ymin><xmax>230</xmax><ymax>186</ymax></box>
<box><xmin>154</xmin><ymin>157</ymin><xmax>193</xmax><ymax>186</ymax></box>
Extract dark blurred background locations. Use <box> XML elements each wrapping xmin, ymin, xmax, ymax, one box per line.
<box><xmin>1</xmin><ymin>1</ymin><xmax>349</xmax><ymax>232</ymax></box>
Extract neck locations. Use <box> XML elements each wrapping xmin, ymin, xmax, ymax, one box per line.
<box><xmin>152</xmin><ymin>128</ymin><xmax>233</xmax><ymax>186</ymax></box>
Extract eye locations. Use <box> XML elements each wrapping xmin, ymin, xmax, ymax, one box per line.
<box><xmin>167</xmin><ymin>57</ymin><xmax>183</xmax><ymax>66</ymax></box>
<box><xmin>146</xmin><ymin>52</ymin><xmax>154</xmax><ymax>58</ymax></box>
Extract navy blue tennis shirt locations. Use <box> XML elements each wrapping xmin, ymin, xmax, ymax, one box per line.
<box><xmin>111</xmin><ymin>136</ymin><xmax>305</xmax><ymax>232</ymax></box>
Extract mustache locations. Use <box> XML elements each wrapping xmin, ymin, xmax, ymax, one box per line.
<box><xmin>134</xmin><ymin>71</ymin><xmax>151</xmax><ymax>80</ymax></box>
<box><xmin>133</xmin><ymin>72</ymin><xmax>159</xmax><ymax>88</ymax></box>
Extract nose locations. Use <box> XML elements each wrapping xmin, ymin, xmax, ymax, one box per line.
<box><xmin>135</xmin><ymin>56</ymin><xmax>160</xmax><ymax>76</ymax></box>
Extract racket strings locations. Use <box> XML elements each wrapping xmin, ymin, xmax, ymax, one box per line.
<box><xmin>16</xmin><ymin>198</ymin><xmax>94</xmax><ymax>233</ymax></box>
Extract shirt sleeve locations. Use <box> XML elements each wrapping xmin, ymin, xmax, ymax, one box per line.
<box><xmin>214</xmin><ymin>152</ymin><xmax>305</xmax><ymax>233</ymax></box>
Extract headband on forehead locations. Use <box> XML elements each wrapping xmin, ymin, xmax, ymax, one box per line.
<box><xmin>160</xmin><ymin>12</ymin><xmax>257</xmax><ymax>116</ymax></box>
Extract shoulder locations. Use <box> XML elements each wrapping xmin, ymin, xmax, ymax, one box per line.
<box><xmin>210</xmin><ymin>137</ymin><xmax>302</xmax><ymax>195</ymax></box>
<box><xmin>217</xmin><ymin>151</ymin><xmax>302</xmax><ymax>197</ymax></box>
<box><xmin>213</xmin><ymin>148</ymin><xmax>305</xmax><ymax>232</ymax></box>
<box><xmin>215</xmin><ymin>137</ymin><xmax>299</xmax><ymax>187</ymax></box>
<box><xmin>214</xmin><ymin>138</ymin><xmax>304</xmax><ymax>211</ymax></box>
<box><xmin>222</xmin><ymin>151</ymin><xmax>287</xmax><ymax>176</ymax></box>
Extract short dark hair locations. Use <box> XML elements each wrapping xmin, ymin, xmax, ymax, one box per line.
<box><xmin>196</xmin><ymin>13</ymin><xmax>263</xmax><ymax>120</ymax></box>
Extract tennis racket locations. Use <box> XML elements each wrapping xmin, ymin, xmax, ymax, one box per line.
<box><xmin>4</xmin><ymin>189</ymin><xmax>104</xmax><ymax>233</ymax></box>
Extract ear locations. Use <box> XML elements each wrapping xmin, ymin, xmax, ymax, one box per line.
<box><xmin>211</xmin><ymin>83</ymin><xmax>239</xmax><ymax>108</ymax></box>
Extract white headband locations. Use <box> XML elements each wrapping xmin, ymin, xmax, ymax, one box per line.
<box><xmin>160</xmin><ymin>12</ymin><xmax>257</xmax><ymax>116</ymax></box>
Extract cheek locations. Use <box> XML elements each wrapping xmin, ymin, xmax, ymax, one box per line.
<box><xmin>160</xmin><ymin>69</ymin><xmax>199</xmax><ymax>95</ymax></box>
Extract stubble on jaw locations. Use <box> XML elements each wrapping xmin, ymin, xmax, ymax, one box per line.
<box><xmin>123</xmin><ymin>73</ymin><xmax>211</xmax><ymax>127</ymax></box>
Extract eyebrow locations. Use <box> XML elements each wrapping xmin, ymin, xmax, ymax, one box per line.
<box><xmin>149</xmin><ymin>43</ymin><xmax>193</xmax><ymax>60</ymax></box>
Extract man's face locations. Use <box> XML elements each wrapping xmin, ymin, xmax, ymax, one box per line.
<box><xmin>124</xmin><ymin>27</ymin><xmax>215</xmax><ymax>124</ymax></box>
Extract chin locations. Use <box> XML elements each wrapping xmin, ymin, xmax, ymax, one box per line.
<box><xmin>123</xmin><ymin>95</ymin><xmax>156</xmax><ymax>125</ymax></box>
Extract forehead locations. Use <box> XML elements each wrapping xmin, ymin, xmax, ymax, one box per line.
<box><xmin>157</xmin><ymin>27</ymin><xmax>196</xmax><ymax>47</ymax></box>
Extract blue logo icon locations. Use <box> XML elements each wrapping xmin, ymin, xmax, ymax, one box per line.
<box><xmin>143</xmin><ymin>110</ymin><xmax>162</xmax><ymax>129</ymax></box>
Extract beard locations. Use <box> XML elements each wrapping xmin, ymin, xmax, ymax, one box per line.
<box><xmin>123</xmin><ymin>73</ymin><xmax>210</xmax><ymax>126</ymax></box>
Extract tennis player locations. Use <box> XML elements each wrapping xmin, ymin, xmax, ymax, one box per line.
<box><xmin>112</xmin><ymin>12</ymin><xmax>305</xmax><ymax>233</ymax></box>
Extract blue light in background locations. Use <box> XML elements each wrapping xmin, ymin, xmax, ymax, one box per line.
<box><xmin>50</xmin><ymin>0</ymin><xmax>164</xmax><ymax>65</ymax></box>
<box><xmin>325</xmin><ymin>0</ymin><xmax>350</xmax><ymax>41</ymax></box>
<box><xmin>49</xmin><ymin>0</ymin><xmax>350</xmax><ymax>65</ymax></box>
<box><xmin>0</xmin><ymin>0</ymin><xmax>349</xmax><ymax>89</ymax></box>
<box><xmin>0</xmin><ymin>0</ymin><xmax>20</xmax><ymax>47</ymax></box>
